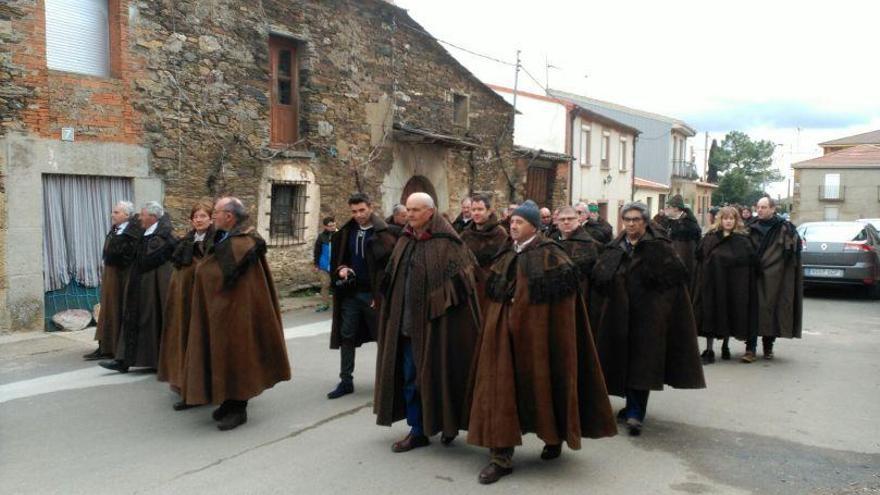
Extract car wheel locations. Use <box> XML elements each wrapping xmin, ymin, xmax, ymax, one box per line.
<box><xmin>866</xmin><ymin>282</ymin><xmax>880</xmax><ymax>300</ymax></box>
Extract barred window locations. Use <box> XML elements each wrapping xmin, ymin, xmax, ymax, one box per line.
<box><xmin>269</xmin><ymin>180</ymin><xmax>308</xmax><ymax>246</ymax></box>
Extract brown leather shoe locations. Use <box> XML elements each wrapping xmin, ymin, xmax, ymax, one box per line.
<box><xmin>391</xmin><ymin>433</ymin><xmax>429</xmax><ymax>453</ymax></box>
<box><xmin>440</xmin><ymin>433</ymin><xmax>456</xmax><ymax>446</ymax></box>
<box><xmin>741</xmin><ymin>351</ymin><xmax>757</xmax><ymax>363</ymax></box>
<box><xmin>478</xmin><ymin>463</ymin><xmax>513</xmax><ymax>484</ymax></box>
<box><xmin>541</xmin><ymin>444</ymin><xmax>562</xmax><ymax>460</ymax></box>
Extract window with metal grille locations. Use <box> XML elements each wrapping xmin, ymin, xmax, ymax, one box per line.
<box><xmin>269</xmin><ymin>181</ymin><xmax>308</xmax><ymax>246</ymax></box>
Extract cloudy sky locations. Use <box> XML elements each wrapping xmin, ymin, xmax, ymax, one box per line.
<box><xmin>394</xmin><ymin>0</ymin><xmax>880</xmax><ymax>197</ymax></box>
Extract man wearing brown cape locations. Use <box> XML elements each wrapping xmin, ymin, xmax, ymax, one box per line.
<box><xmin>374</xmin><ymin>192</ymin><xmax>481</xmax><ymax>452</ymax></box>
<box><xmin>592</xmin><ymin>201</ymin><xmax>705</xmax><ymax>437</ymax></box>
<box><xmin>747</xmin><ymin>196</ymin><xmax>803</xmax><ymax>359</ymax></box>
<box><xmin>459</xmin><ymin>193</ymin><xmax>508</xmax><ymax>309</ymax></box>
<box><xmin>100</xmin><ymin>201</ymin><xmax>175</xmax><ymax>373</ymax></box>
<box><xmin>468</xmin><ymin>200</ymin><xmax>616</xmax><ymax>485</ymax></box>
<box><xmin>655</xmin><ymin>194</ymin><xmax>702</xmax><ymax>278</ymax></box>
<box><xmin>84</xmin><ymin>201</ymin><xmax>142</xmax><ymax>361</ymax></box>
<box><xmin>179</xmin><ymin>197</ymin><xmax>291</xmax><ymax>431</ymax></box>
<box><xmin>552</xmin><ymin>205</ymin><xmax>601</xmax><ymax>335</ymax></box>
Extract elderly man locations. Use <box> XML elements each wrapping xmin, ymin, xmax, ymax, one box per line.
<box><xmin>552</xmin><ymin>206</ymin><xmax>601</xmax><ymax>331</ymax></box>
<box><xmin>179</xmin><ymin>197</ymin><xmax>291</xmax><ymax>430</ymax></box>
<box><xmin>374</xmin><ymin>192</ymin><xmax>481</xmax><ymax>452</ymax></box>
<box><xmin>460</xmin><ymin>193</ymin><xmax>509</xmax><ymax>308</ymax></box>
<box><xmin>584</xmin><ymin>202</ymin><xmax>613</xmax><ymax>244</ymax></box>
<box><xmin>499</xmin><ymin>202</ymin><xmax>518</xmax><ymax>234</ymax></box>
<box><xmin>85</xmin><ymin>201</ymin><xmax>143</xmax><ymax>361</ymax></box>
<box><xmin>327</xmin><ymin>193</ymin><xmax>398</xmax><ymax>399</ymax></box>
<box><xmin>468</xmin><ymin>200</ymin><xmax>616</xmax><ymax>484</ymax></box>
<box><xmin>655</xmin><ymin>194</ymin><xmax>702</xmax><ymax>277</ymax></box>
<box><xmin>538</xmin><ymin>207</ymin><xmax>553</xmax><ymax>234</ymax></box>
<box><xmin>592</xmin><ymin>202</ymin><xmax>705</xmax><ymax>436</ymax></box>
<box><xmin>452</xmin><ymin>197</ymin><xmax>473</xmax><ymax>233</ymax></box>
<box><xmin>100</xmin><ymin>201</ymin><xmax>175</xmax><ymax>373</ymax></box>
<box><xmin>386</xmin><ymin>203</ymin><xmax>408</xmax><ymax>231</ymax></box>
<box><xmin>745</xmin><ymin>196</ymin><xmax>803</xmax><ymax>361</ymax></box>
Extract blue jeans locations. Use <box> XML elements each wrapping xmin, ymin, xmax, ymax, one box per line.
<box><xmin>625</xmin><ymin>388</ymin><xmax>650</xmax><ymax>422</ymax></box>
<box><xmin>401</xmin><ymin>339</ymin><xmax>423</xmax><ymax>436</ymax></box>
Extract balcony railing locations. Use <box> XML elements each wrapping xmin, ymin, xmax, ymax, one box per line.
<box><xmin>672</xmin><ymin>159</ymin><xmax>699</xmax><ymax>180</ymax></box>
<box><xmin>819</xmin><ymin>185</ymin><xmax>845</xmax><ymax>202</ymax></box>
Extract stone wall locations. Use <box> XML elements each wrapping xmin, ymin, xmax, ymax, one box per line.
<box><xmin>1</xmin><ymin>0</ymin><xmax>515</xmax><ymax>327</ymax></box>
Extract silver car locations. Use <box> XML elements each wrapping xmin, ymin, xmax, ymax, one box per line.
<box><xmin>798</xmin><ymin>221</ymin><xmax>880</xmax><ymax>298</ymax></box>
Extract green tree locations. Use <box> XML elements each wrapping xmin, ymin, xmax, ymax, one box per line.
<box><xmin>711</xmin><ymin>131</ymin><xmax>783</xmax><ymax>205</ymax></box>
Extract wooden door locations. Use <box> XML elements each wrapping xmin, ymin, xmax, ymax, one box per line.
<box><xmin>526</xmin><ymin>166</ymin><xmax>553</xmax><ymax>207</ymax></box>
<box><xmin>401</xmin><ymin>176</ymin><xmax>438</xmax><ymax>206</ymax></box>
<box><xmin>269</xmin><ymin>36</ymin><xmax>298</xmax><ymax>145</ymax></box>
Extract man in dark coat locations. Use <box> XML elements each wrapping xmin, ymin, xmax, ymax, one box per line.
<box><xmin>460</xmin><ymin>193</ymin><xmax>509</xmax><ymax>310</ymax></box>
<box><xmin>552</xmin><ymin>206</ymin><xmax>601</xmax><ymax>334</ymax></box>
<box><xmin>385</xmin><ymin>203</ymin><xmax>407</xmax><ymax>231</ymax></box>
<box><xmin>584</xmin><ymin>202</ymin><xmax>614</xmax><ymax>244</ymax></box>
<box><xmin>374</xmin><ymin>192</ymin><xmax>482</xmax><ymax>452</ymax></box>
<box><xmin>100</xmin><ymin>201</ymin><xmax>175</xmax><ymax>373</ymax></box>
<box><xmin>451</xmin><ymin>197</ymin><xmax>473</xmax><ymax>233</ymax></box>
<box><xmin>179</xmin><ymin>197</ymin><xmax>291</xmax><ymax>430</ymax></box>
<box><xmin>655</xmin><ymin>194</ymin><xmax>702</xmax><ymax>278</ymax></box>
<box><xmin>85</xmin><ymin>201</ymin><xmax>142</xmax><ymax>360</ymax></box>
<box><xmin>747</xmin><ymin>196</ymin><xmax>803</xmax><ymax>360</ymax></box>
<box><xmin>468</xmin><ymin>201</ymin><xmax>616</xmax><ymax>485</ymax></box>
<box><xmin>592</xmin><ymin>201</ymin><xmax>706</xmax><ymax>436</ymax></box>
<box><xmin>327</xmin><ymin>193</ymin><xmax>398</xmax><ymax>399</ymax></box>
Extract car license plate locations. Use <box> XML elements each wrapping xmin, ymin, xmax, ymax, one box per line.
<box><xmin>805</xmin><ymin>268</ymin><xmax>844</xmax><ymax>278</ymax></box>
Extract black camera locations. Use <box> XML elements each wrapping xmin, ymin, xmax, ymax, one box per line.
<box><xmin>335</xmin><ymin>270</ymin><xmax>357</xmax><ymax>289</ymax></box>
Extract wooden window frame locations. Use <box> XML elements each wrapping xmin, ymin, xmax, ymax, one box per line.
<box><xmin>269</xmin><ymin>35</ymin><xmax>300</xmax><ymax>146</ymax></box>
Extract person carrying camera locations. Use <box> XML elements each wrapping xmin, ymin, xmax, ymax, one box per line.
<box><xmin>327</xmin><ymin>193</ymin><xmax>398</xmax><ymax>399</ymax></box>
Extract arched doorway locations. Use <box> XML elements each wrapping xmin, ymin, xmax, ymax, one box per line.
<box><xmin>400</xmin><ymin>175</ymin><xmax>438</xmax><ymax>206</ymax></box>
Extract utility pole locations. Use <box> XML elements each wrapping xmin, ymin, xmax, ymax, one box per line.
<box><xmin>704</xmin><ymin>131</ymin><xmax>709</xmax><ymax>180</ymax></box>
<box><xmin>511</xmin><ymin>49</ymin><xmax>521</xmax><ymax>132</ymax></box>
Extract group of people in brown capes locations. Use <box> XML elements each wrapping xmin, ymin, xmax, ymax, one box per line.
<box><xmin>87</xmin><ymin>187</ymin><xmax>802</xmax><ymax>485</ymax></box>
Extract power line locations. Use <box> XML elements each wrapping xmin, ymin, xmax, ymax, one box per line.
<box><xmin>396</xmin><ymin>21</ymin><xmax>516</xmax><ymax>67</ymax></box>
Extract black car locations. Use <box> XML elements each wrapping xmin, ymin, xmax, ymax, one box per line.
<box><xmin>798</xmin><ymin>221</ymin><xmax>880</xmax><ymax>298</ymax></box>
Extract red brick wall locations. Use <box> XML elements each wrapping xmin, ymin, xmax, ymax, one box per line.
<box><xmin>9</xmin><ymin>0</ymin><xmax>141</xmax><ymax>144</ymax></box>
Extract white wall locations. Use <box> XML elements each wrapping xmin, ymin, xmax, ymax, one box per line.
<box><xmin>570</xmin><ymin>116</ymin><xmax>635</xmax><ymax>228</ymax></box>
<box><xmin>494</xmin><ymin>91</ymin><xmax>567</xmax><ymax>154</ymax></box>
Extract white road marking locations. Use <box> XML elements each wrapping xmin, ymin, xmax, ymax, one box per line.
<box><xmin>0</xmin><ymin>320</ymin><xmax>331</xmax><ymax>405</ymax></box>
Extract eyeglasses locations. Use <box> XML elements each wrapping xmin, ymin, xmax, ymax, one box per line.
<box><xmin>622</xmin><ymin>216</ymin><xmax>644</xmax><ymax>223</ymax></box>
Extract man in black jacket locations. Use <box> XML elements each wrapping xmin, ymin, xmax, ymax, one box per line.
<box><xmin>327</xmin><ymin>193</ymin><xmax>398</xmax><ymax>399</ymax></box>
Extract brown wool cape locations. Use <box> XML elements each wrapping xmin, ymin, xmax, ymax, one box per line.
<box><xmin>329</xmin><ymin>214</ymin><xmax>399</xmax><ymax>349</ymax></box>
<box><xmin>460</xmin><ymin>213</ymin><xmax>509</xmax><ymax>310</ymax></box>
<box><xmin>157</xmin><ymin>226</ymin><xmax>214</xmax><ymax>389</ymax></box>
<box><xmin>749</xmin><ymin>217</ymin><xmax>803</xmax><ymax>339</ymax></box>
<box><xmin>656</xmin><ymin>212</ymin><xmax>702</xmax><ymax>280</ymax></box>
<box><xmin>591</xmin><ymin>226</ymin><xmax>706</xmax><ymax>396</ymax></box>
<box><xmin>95</xmin><ymin>218</ymin><xmax>143</xmax><ymax>356</ymax></box>
<box><xmin>553</xmin><ymin>226</ymin><xmax>601</xmax><ymax>336</ymax></box>
<box><xmin>692</xmin><ymin>231</ymin><xmax>757</xmax><ymax>341</ymax></box>
<box><xmin>116</xmin><ymin>214</ymin><xmax>175</xmax><ymax>367</ymax></box>
<box><xmin>374</xmin><ymin>213</ymin><xmax>482</xmax><ymax>437</ymax></box>
<box><xmin>180</xmin><ymin>228</ymin><xmax>291</xmax><ymax>405</ymax></box>
<box><xmin>467</xmin><ymin>235</ymin><xmax>617</xmax><ymax>450</ymax></box>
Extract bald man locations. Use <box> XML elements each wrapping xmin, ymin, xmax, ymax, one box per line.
<box><xmin>374</xmin><ymin>192</ymin><xmax>482</xmax><ymax>452</ymax></box>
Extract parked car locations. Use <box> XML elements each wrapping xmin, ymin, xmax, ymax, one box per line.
<box><xmin>798</xmin><ymin>221</ymin><xmax>880</xmax><ymax>298</ymax></box>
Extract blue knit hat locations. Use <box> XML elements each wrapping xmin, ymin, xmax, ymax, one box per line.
<box><xmin>511</xmin><ymin>200</ymin><xmax>541</xmax><ymax>229</ymax></box>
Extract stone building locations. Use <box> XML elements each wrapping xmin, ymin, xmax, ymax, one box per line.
<box><xmin>0</xmin><ymin>0</ymin><xmax>516</xmax><ymax>331</ymax></box>
<box><xmin>791</xmin><ymin>144</ymin><xmax>880</xmax><ymax>223</ymax></box>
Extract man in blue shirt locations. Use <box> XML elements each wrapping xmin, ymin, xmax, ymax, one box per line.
<box><xmin>313</xmin><ymin>217</ymin><xmax>337</xmax><ymax>312</ymax></box>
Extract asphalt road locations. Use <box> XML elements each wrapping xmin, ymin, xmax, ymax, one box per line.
<box><xmin>1</xmin><ymin>288</ymin><xmax>878</xmax><ymax>494</ymax></box>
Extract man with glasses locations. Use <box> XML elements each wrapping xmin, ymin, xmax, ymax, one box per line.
<box><xmin>592</xmin><ymin>202</ymin><xmax>705</xmax><ymax>436</ymax></box>
<box><xmin>552</xmin><ymin>206</ymin><xmax>601</xmax><ymax>333</ymax></box>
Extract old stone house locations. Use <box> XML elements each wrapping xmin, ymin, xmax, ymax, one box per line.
<box><xmin>791</xmin><ymin>144</ymin><xmax>880</xmax><ymax>223</ymax></box>
<box><xmin>0</xmin><ymin>0</ymin><xmax>516</xmax><ymax>331</ymax></box>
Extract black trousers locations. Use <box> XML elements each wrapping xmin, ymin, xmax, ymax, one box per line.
<box><xmin>338</xmin><ymin>291</ymin><xmax>372</xmax><ymax>383</ymax></box>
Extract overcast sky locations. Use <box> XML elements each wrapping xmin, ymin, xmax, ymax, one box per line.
<box><xmin>393</xmin><ymin>0</ymin><xmax>880</xmax><ymax>197</ymax></box>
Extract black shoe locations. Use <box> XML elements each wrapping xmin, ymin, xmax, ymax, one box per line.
<box><xmin>212</xmin><ymin>402</ymin><xmax>232</xmax><ymax>421</ymax></box>
<box><xmin>478</xmin><ymin>463</ymin><xmax>513</xmax><ymax>484</ymax></box>
<box><xmin>541</xmin><ymin>444</ymin><xmax>562</xmax><ymax>460</ymax></box>
<box><xmin>616</xmin><ymin>408</ymin><xmax>627</xmax><ymax>423</ymax></box>
<box><xmin>626</xmin><ymin>418</ymin><xmax>643</xmax><ymax>436</ymax></box>
<box><xmin>721</xmin><ymin>346</ymin><xmax>731</xmax><ymax>360</ymax></box>
<box><xmin>83</xmin><ymin>348</ymin><xmax>110</xmax><ymax>361</ymax></box>
<box><xmin>327</xmin><ymin>381</ymin><xmax>354</xmax><ymax>399</ymax></box>
<box><xmin>440</xmin><ymin>433</ymin><xmax>456</xmax><ymax>446</ymax></box>
<box><xmin>217</xmin><ymin>409</ymin><xmax>247</xmax><ymax>431</ymax></box>
<box><xmin>98</xmin><ymin>360</ymin><xmax>129</xmax><ymax>373</ymax></box>
<box><xmin>701</xmin><ymin>349</ymin><xmax>715</xmax><ymax>364</ymax></box>
<box><xmin>391</xmin><ymin>433</ymin><xmax>430</xmax><ymax>453</ymax></box>
<box><xmin>173</xmin><ymin>401</ymin><xmax>196</xmax><ymax>411</ymax></box>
